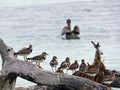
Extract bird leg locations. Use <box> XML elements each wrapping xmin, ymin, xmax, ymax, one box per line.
<box><xmin>23</xmin><ymin>56</ymin><xmax>26</xmax><ymax>61</ymax></box>
<box><xmin>39</xmin><ymin>63</ymin><xmax>41</xmax><ymax>67</ymax></box>
<box><xmin>72</xmin><ymin>70</ymin><xmax>74</xmax><ymax>73</ymax></box>
<box><xmin>24</xmin><ymin>56</ymin><xmax>28</xmax><ymax>62</ymax></box>
<box><xmin>36</xmin><ymin>63</ymin><xmax>43</xmax><ymax>69</ymax></box>
<box><xmin>66</xmin><ymin>69</ymin><xmax>68</xmax><ymax>75</ymax></box>
<box><xmin>55</xmin><ymin>67</ymin><xmax>57</xmax><ymax>70</ymax></box>
<box><xmin>52</xmin><ymin>67</ymin><xmax>54</xmax><ymax>72</ymax></box>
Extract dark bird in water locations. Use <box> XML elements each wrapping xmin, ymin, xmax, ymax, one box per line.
<box><xmin>14</xmin><ymin>45</ymin><xmax>32</xmax><ymax>61</ymax></box>
<box><xmin>61</xmin><ymin>19</ymin><xmax>71</xmax><ymax>36</ymax></box>
<box><xmin>61</xmin><ymin>19</ymin><xmax>80</xmax><ymax>39</ymax></box>
<box><xmin>27</xmin><ymin>52</ymin><xmax>48</xmax><ymax>68</ymax></box>
<box><xmin>68</xmin><ymin>60</ymin><xmax>79</xmax><ymax>73</ymax></box>
<box><xmin>50</xmin><ymin>56</ymin><xmax>58</xmax><ymax>72</ymax></box>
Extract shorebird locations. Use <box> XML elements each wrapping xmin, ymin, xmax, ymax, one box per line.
<box><xmin>56</xmin><ymin>67</ymin><xmax>64</xmax><ymax>74</ymax></box>
<box><xmin>102</xmin><ymin>72</ymin><xmax>115</xmax><ymax>85</ymax></box>
<box><xmin>50</xmin><ymin>56</ymin><xmax>58</xmax><ymax>72</ymax></box>
<box><xmin>86</xmin><ymin>62</ymin><xmax>99</xmax><ymax>77</ymax></box>
<box><xmin>79</xmin><ymin>59</ymin><xmax>87</xmax><ymax>73</ymax></box>
<box><xmin>14</xmin><ymin>45</ymin><xmax>32</xmax><ymax>61</ymax></box>
<box><xmin>68</xmin><ymin>60</ymin><xmax>79</xmax><ymax>73</ymax></box>
<box><xmin>60</xmin><ymin>57</ymin><xmax>70</xmax><ymax>74</ymax></box>
<box><xmin>27</xmin><ymin>52</ymin><xmax>48</xmax><ymax>68</ymax></box>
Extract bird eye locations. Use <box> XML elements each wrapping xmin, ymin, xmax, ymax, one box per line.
<box><xmin>7</xmin><ymin>48</ymin><xmax>11</xmax><ymax>52</ymax></box>
<box><xmin>7</xmin><ymin>47</ymin><xmax>13</xmax><ymax>52</ymax></box>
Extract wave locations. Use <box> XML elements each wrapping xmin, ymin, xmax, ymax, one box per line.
<box><xmin>0</xmin><ymin>0</ymin><xmax>95</xmax><ymax>7</ymax></box>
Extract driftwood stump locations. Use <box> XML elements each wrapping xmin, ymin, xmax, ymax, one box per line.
<box><xmin>0</xmin><ymin>38</ymin><xmax>118</xmax><ymax>90</ymax></box>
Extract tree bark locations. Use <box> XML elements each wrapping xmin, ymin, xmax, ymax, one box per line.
<box><xmin>0</xmin><ymin>38</ymin><xmax>117</xmax><ymax>90</ymax></box>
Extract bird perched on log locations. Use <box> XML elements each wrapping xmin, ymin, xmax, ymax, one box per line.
<box><xmin>27</xmin><ymin>52</ymin><xmax>48</xmax><ymax>68</ymax></box>
<box><xmin>85</xmin><ymin>62</ymin><xmax>99</xmax><ymax>77</ymax></box>
<box><xmin>56</xmin><ymin>67</ymin><xmax>64</xmax><ymax>74</ymax></box>
<box><xmin>102</xmin><ymin>72</ymin><xmax>115</xmax><ymax>85</ymax></box>
<box><xmin>79</xmin><ymin>59</ymin><xmax>87</xmax><ymax>73</ymax></box>
<box><xmin>50</xmin><ymin>56</ymin><xmax>58</xmax><ymax>72</ymax></box>
<box><xmin>14</xmin><ymin>45</ymin><xmax>32</xmax><ymax>61</ymax></box>
<box><xmin>68</xmin><ymin>60</ymin><xmax>79</xmax><ymax>73</ymax></box>
<box><xmin>60</xmin><ymin>57</ymin><xmax>70</xmax><ymax>74</ymax></box>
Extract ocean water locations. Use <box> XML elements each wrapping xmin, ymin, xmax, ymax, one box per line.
<box><xmin>0</xmin><ymin>0</ymin><xmax>120</xmax><ymax>89</ymax></box>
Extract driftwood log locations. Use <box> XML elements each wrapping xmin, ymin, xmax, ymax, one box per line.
<box><xmin>0</xmin><ymin>38</ymin><xmax>118</xmax><ymax>90</ymax></box>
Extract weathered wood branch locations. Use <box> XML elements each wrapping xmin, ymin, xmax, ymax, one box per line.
<box><xmin>0</xmin><ymin>57</ymin><xmax>109</xmax><ymax>90</ymax></box>
<box><xmin>0</xmin><ymin>38</ymin><xmax>118</xmax><ymax>90</ymax></box>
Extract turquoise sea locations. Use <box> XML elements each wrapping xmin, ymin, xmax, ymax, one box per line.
<box><xmin>0</xmin><ymin>0</ymin><xmax>120</xmax><ymax>89</ymax></box>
